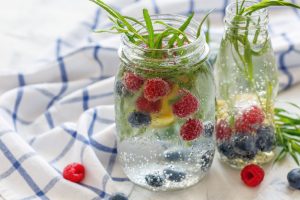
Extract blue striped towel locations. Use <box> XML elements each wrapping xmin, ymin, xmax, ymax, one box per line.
<box><xmin>0</xmin><ymin>0</ymin><xmax>300</xmax><ymax>199</ymax></box>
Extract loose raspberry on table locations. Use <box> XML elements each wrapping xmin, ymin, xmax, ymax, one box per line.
<box><xmin>63</xmin><ymin>163</ymin><xmax>85</xmax><ymax>183</ymax></box>
<box><xmin>235</xmin><ymin>105</ymin><xmax>265</xmax><ymax>132</ymax></box>
<box><xmin>172</xmin><ymin>90</ymin><xmax>199</xmax><ymax>118</ymax></box>
<box><xmin>241</xmin><ymin>164</ymin><xmax>265</xmax><ymax>187</ymax></box>
<box><xmin>180</xmin><ymin>119</ymin><xmax>203</xmax><ymax>141</ymax></box>
<box><xmin>216</xmin><ymin>120</ymin><xmax>232</xmax><ymax>141</ymax></box>
<box><xmin>123</xmin><ymin>72</ymin><xmax>144</xmax><ymax>92</ymax></box>
<box><xmin>136</xmin><ymin>96</ymin><xmax>161</xmax><ymax>113</ymax></box>
<box><xmin>143</xmin><ymin>78</ymin><xmax>170</xmax><ymax>102</ymax></box>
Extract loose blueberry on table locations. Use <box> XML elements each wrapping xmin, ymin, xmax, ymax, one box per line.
<box><xmin>287</xmin><ymin>168</ymin><xmax>300</xmax><ymax>190</ymax></box>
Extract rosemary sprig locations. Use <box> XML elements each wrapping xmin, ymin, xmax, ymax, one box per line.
<box><xmin>275</xmin><ymin>104</ymin><xmax>300</xmax><ymax>165</ymax></box>
<box><xmin>196</xmin><ymin>9</ymin><xmax>215</xmax><ymax>38</ymax></box>
<box><xmin>90</xmin><ymin>0</ymin><xmax>213</xmax><ymax>51</ymax></box>
<box><xmin>243</xmin><ymin>0</ymin><xmax>300</xmax><ymax>15</ymax></box>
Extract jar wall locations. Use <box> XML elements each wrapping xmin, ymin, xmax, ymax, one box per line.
<box><xmin>115</xmin><ymin>60</ymin><xmax>215</xmax><ymax>191</ymax></box>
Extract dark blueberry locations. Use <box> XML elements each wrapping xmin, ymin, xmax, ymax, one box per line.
<box><xmin>218</xmin><ymin>141</ymin><xmax>237</xmax><ymax>159</ymax></box>
<box><xmin>109</xmin><ymin>193</ymin><xmax>128</xmax><ymax>200</ymax></box>
<box><xmin>163</xmin><ymin>169</ymin><xmax>186</xmax><ymax>182</ymax></box>
<box><xmin>145</xmin><ymin>174</ymin><xmax>165</xmax><ymax>187</ymax></box>
<box><xmin>128</xmin><ymin>112</ymin><xmax>151</xmax><ymax>127</ymax></box>
<box><xmin>287</xmin><ymin>168</ymin><xmax>300</xmax><ymax>189</ymax></box>
<box><xmin>164</xmin><ymin>149</ymin><xmax>187</xmax><ymax>162</ymax></box>
<box><xmin>200</xmin><ymin>150</ymin><xmax>214</xmax><ymax>171</ymax></box>
<box><xmin>232</xmin><ymin>134</ymin><xmax>257</xmax><ymax>159</ymax></box>
<box><xmin>204</xmin><ymin>121</ymin><xmax>214</xmax><ymax>137</ymax></box>
<box><xmin>115</xmin><ymin>81</ymin><xmax>129</xmax><ymax>96</ymax></box>
<box><xmin>256</xmin><ymin>126</ymin><xmax>276</xmax><ymax>152</ymax></box>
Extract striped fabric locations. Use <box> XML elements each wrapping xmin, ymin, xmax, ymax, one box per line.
<box><xmin>0</xmin><ymin>0</ymin><xmax>300</xmax><ymax>199</ymax></box>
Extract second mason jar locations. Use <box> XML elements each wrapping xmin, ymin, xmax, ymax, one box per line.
<box><xmin>215</xmin><ymin>1</ymin><xmax>279</xmax><ymax>169</ymax></box>
<box><xmin>114</xmin><ymin>15</ymin><xmax>215</xmax><ymax>191</ymax></box>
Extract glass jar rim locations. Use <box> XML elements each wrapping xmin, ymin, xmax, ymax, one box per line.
<box><xmin>225</xmin><ymin>0</ymin><xmax>269</xmax><ymax>30</ymax></box>
<box><xmin>119</xmin><ymin>14</ymin><xmax>209</xmax><ymax>70</ymax></box>
<box><xmin>225</xmin><ymin>0</ymin><xmax>268</xmax><ymax>17</ymax></box>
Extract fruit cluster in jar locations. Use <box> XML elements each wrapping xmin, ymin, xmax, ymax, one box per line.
<box><xmin>115</xmin><ymin>69</ymin><xmax>214</xmax><ymax>142</ymax></box>
<box><xmin>216</xmin><ymin>101</ymin><xmax>276</xmax><ymax>167</ymax></box>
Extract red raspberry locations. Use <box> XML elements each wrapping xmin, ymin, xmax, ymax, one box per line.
<box><xmin>136</xmin><ymin>96</ymin><xmax>161</xmax><ymax>113</ymax></box>
<box><xmin>63</xmin><ymin>163</ymin><xmax>85</xmax><ymax>183</ymax></box>
<box><xmin>180</xmin><ymin>119</ymin><xmax>203</xmax><ymax>141</ymax></box>
<box><xmin>216</xmin><ymin>120</ymin><xmax>232</xmax><ymax>141</ymax></box>
<box><xmin>172</xmin><ymin>90</ymin><xmax>199</xmax><ymax>118</ymax></box>
<box><xmin>123</xmin><ymin>72</ymin><xmax>144</xmax><ymax>92</ymax></box>
<box><xmin>235</xmin><ymin>106</ymin><xmax>265</xmax><ymax>133</ymax></box>
<box><xmin>143</xmin><ymin>78</ymin><xmax>170</xmax><ymax>102</ymax></box>
<box><xmin>241</xmin><ymin>164</ymin><xmax>265</xmax><ymax>187</ymax></box>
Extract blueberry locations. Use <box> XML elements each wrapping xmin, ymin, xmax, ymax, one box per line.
<box><xmin>128</xmin><ymin>112</ymin><xmax>151</xmax><ymax>127</ymax></box>
<box><xmin>287</xmin><ymin>168</ymin><xmax>300</xmax><ymax>189</ymax></box>
<box><xmin>115</xmin><ymin>81</ymin><xmax>129</xmax><ymax>96</ymax></box>
<box><xmin>218</xmin><ymin>142</ymin><xmax>237</xmax><ymax>159</ymax></box>
<box><xmin>256</xmin><ymin>126</ymin><xmax>276</xmax><ymax>152</ymax></box>
<box><xmin>200</xmin><ymin>150</ymin><xmax>214</xmax><ymax>171</ymax></box>
<box><xmin>204</xmin><ymin>121</ymin><xmax>214</xmax><ymax>137</ymax></box>
<box><xmin>163</xmin><ymin>169</ymin><xmax>186</xmax><ymax>182</ymax></box>
<box><xmin>109</xmin><ymin>193</ymin><xmax>128</xmax><ymax>200</ymax></box>
<box><xmin>164</xmin><ymin>149</ymin><xmax>187</xmax><ymax>162</ymax></box>
<box><xmin>232</xmin><ymin>134</ymin><xmax>257</xmax><ymax>159</ymax></box>
<box><xmin>145</xmin><ymin>174</ymin><xmax>165</xmax><ymax>187</ymax></box>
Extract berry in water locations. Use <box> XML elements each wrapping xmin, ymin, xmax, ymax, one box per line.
<box><xmin>164</xmin><ymin>149</ymin><xmax>187</xmax><ymax>162</ymax></box>
<box><xmin>128</xmin><ymin>112</ymin><xmax>151</xmax><ymax>127</ymax></box>
<box><xmin>163</xmin><ymin>168</ymin><xmax>186</xmax><ymax>182</ymax></box>
<box><xmin>235</xmin><ymin>105</ymin><xmax>265</xmax><ymax>132</ymax></box>
<box><xmin>218</xmin><ymin>142</ymin><xmax>237</xmax><ymax>160</ymax></box>
<box><xmin>204</xmin><ymin>121</ymin><xmax>214</xmax><ymax>137</ymax></box>
<box><xmin>143</xmin><ymin>78</ymin><xmax>170</xmax><ymax>102</ymax></box>
<box><xmin>200</xmin><ymin>150</ymin><xmax>214</xmax><ymax>171</ymax></box>
<box><xmin>287</xmin><ymin>168</ymin><xmax>300</xmax><ymax>190</ymax></box>
<box><xmin>216</xmin><ymin>120</ymin><xmax>232</xmax><ymax>141</ymax></box>
<box><xmin>172</xmin><ymin>90</ymin><xmax>199</xmax><ymax>118</ymax></box>
<box><xmin>145</xmin><ymin>174</ymin><xmax>165</xmax><ymax>187</ymax></box>
<box><xmin>115</xmin><ymin>80</ymin><xmax>129</xmax><ymax>96</ymax></box>
<box><xmin>255</xmin><ymin>125</ymin><xmax>276</xmax><ymax>152</ymax></box>
<box><xmin>241</xmin><ymin>164</ymin><xmax>265</xmax><ymax>187</ymax></box>
<box><xmin>232</xmin><ymin>134</ymin><xmax>257</xmax><ymax>160</ymax></box>
<box><xmin>180</xmin><ymin>119</ymin><xmax>203</xmax><ymax>141</ymax></box>
<box><xmin>136</xmin><ymin>96</ymin><xmax>161</xmax><ymax>113</ymax></box>
<box><xmin>123</xmin><ymin>72</ymin><xmax>144</xmax><ymax>92</ymax></box>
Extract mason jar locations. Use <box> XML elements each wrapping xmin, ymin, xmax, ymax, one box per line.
<box><xmin>114</xmin><ymin>14</ymin><xmax>215</xmax><ymax>191</ymax></box>
<box><xmin>215</xmin><ymin>1</ymin><xmax>279</xmax><ymax>169</ymax></box>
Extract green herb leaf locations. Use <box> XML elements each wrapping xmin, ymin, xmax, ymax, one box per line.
<box><xmin>197</xmin><ymin>9</ymin><xmax>215</xmax><ymax>38</ymax></box>
<box><xmin>243</xmin><ymin>0</ymin><xmax>300</xmax><ymax>15</ymax></box>
<box><xmin>168</xmin><ymin>12</ymin><xmax>194</xmax><ymax>48</ymax></box>
<box><xmin>143</xmin><ymin>9</ymin><xmax>155</xmax><ymax>48</ymax></box>
<box><xmin>155</xmin><ymin>21</ymin><xmax>190</xmax><ymax>43</ymax></box>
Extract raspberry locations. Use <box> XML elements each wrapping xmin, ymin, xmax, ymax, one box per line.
<box><xmin>216</xmin><ymin>120</ymin><xmax>232</xmax><ymax>141</ymax></box>
<box><xmin>241</xmin><ymin>164</ymin><xmax>264</xmax><ymax>187</ymax></box>
<box><xmin>172</xmin><ymin>90</ymin><xmax>199</xmax><ymax>118</ymax></box>
<box><xmin>143</xmin><ymin>78</ymin><xmax>170</xmax><ymax>102</ymax></box>
<box><xmin>123</xmin><ymin>72</ymin><xmax>144</xmax><ymax>92</ymax></box>
<box><xmin>235</xmin><ymin>106</ymin><xmax>265</xmax><ymax>132</ymax></box>
<box><xmin>180</xmin><ymin>119</ymin><xmax>203</xmax><ymax>141</ymax></box>
<box><xmin>136</xmin><ymin>96</ymin><xmax>161</xmax><ymax>113</ymax></box>
<box><xmin>63</xmin><ymin>163</ymin><xmax>85</xmax><ymax>183</ymax></box>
